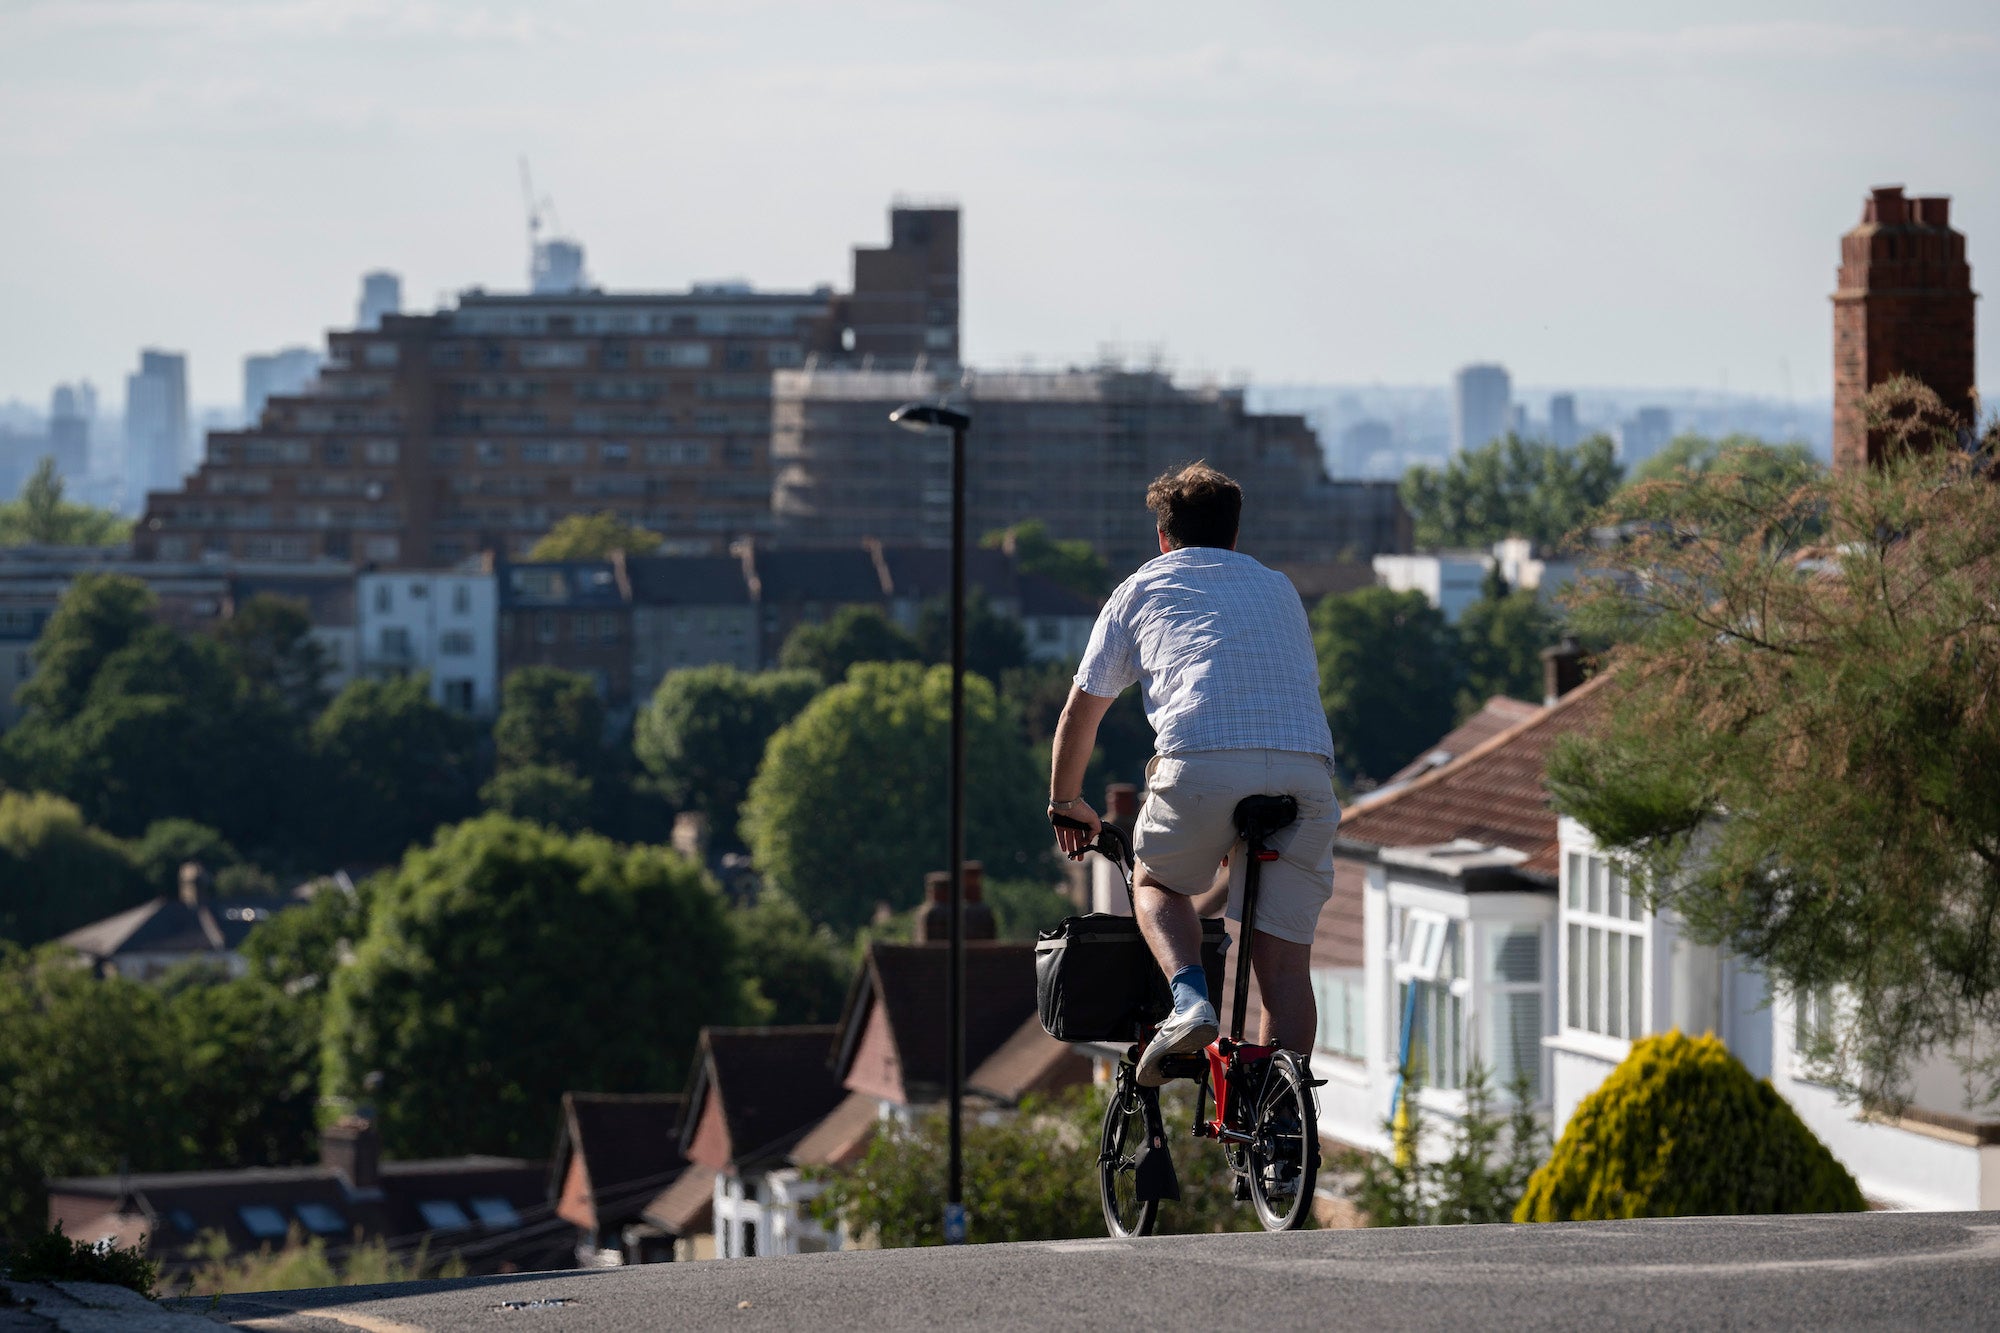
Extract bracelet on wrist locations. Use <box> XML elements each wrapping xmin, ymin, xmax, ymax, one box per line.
<box><xmin>1048</xmin><ymin>795</ymin><xmax>1081</xmax><ymax>810</ymax></box>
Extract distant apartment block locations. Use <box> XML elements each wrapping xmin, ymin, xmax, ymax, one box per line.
<box><xmin>1832</xmin><ymin>185</ymin><xmax>1978</xmax><ymax>473</ymax></box>
<box><xmin>125</xmin><ymin>349</ymin><xmax>189</xmax><ymax>506</ymax></box>
<box><xmin>1452</xmin><ymin>363</ymin><xmax>1511</xmax><ymax>454</ymax></box>
<box><xmin>770</xmin><ymin>367</ymin><xmax>1407</xmax><ymax>575</ymax></box>
<box><xmin>244</xmin><ymin>347</ymin><xmax>323</xmax><ymax>422</ymax></box>
<box><xmin>1548</xmin><ymin>393</ymin><xmax>1579</xmax><ymax>448</ymax></box>
<box><xmin>357</xmin><ymin>271</ymin><xmax>402</xmax><ymax>331</ymax></box>
<box><xmin>134</xmin><ymin>203</ymin><xmax>959</xmax><ymax>568</ymax></box>
<box><xmin>1618</xmin><ymin>407</ymin><xmax>1673</xmax><ymax>466</ymax></box>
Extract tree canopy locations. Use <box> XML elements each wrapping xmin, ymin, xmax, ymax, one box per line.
<box><xmin>633</xmin><ymin>665</ymin><xmax>820</xmax><ymax>847</ymax></box>
<box><xmin>1625</xmin><ymin>433</ymin><xmax>1824</xmax><ymax>490</ymax></box>
<box><xmin>1400</xmin><ymin>434</ymin><xmax>1622</xmax><ymax>550</ymax></box>
<box><xmin>1454</xmin><ymin>567</ymin><xmax>1562</xmax><ymax>714</ymax></box>
<box><xmin>0</xmin><ymin>459</ymin><xmax>130</xmax><ymax>547</ymax></box>
<box><xmin>981</xmin><ymin>520</ymin><xmax>1111</xmax><ymax>600</ymax></box>
<box><xmin>916</xmin><ymin>587</ymin><xmax>1030</xmax><ymax>683</ymax></box>
<box><xmin>742</xmin><ymin>661</ymin><xmax>1049</xmax><ymax>931</ymax></box>
<box><xmin>523</xmin><ymin>512</ymin><xmax>663</xmax><ymax>562</ymax></box>
<box><xmin>1312</xmin><ymin>586</ymin><xmax>1460</xmax><ymax>783</ymax></box>
<box><xmin>777</xmin><ymin>605</ymin><xmax>921</xmax><ymax>683</ymax></box>
<box><xmin>0</xmin><ymin>790</ymin><xmax>143</xmax><ymax>945</ymax></box>
<box><xmin>1547</xmin><ymin>379</ymin><xmax>2000</xmax><ymax>1106</ymax></box>
<box><xmin>308</xmin><ymin>675</ymin><xmax>481</xmax><ymax>865</ymax></box>
<box><xmin>320</xmin><ymin>815</ymin><xmax>755</xmax><ymax>1157</ymax></box>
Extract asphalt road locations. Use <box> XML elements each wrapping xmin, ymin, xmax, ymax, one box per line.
<box><xmin>193</xmin><ymin>1211</ymin><xmax>2000</xmax><ymax>1332</ymax></box>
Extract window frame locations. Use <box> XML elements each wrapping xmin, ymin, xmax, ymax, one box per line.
<box><xmin>1560</xmin><ymin>850</ymin><xmax>1650</xmax><ymax>1050</ymax></box>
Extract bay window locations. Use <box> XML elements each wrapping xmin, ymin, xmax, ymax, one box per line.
<box><xmin>1564</xmin><ymin>851</ymin><xmax>1647</xmax><ymax>1041</ymax></box>
<box><xmin>1390</xmin><ymin>900</ymin><xmax>1547</xmax><ymax>1101</ymax></box>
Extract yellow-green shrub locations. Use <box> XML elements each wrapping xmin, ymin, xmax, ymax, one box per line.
<box><xmin>1515</xmin><ymin>1031</ymin><xmax>1865</xmax><ymax>1221</ymax></box>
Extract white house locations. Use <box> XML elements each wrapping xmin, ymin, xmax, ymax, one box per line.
<box><xmin>1372</xmin><ymin>540</ymin><xmax>1582</xmax><ymax>625</ymax></box>
<box><xmin>355</xmin><ymin>568</ymin><xmax>498</xmax><ymax>715</ymax></box>
<box><xmin>1317</xmin><ymin>669</ymin><xmax>2000</xmax><ymax>1211</ymax></box>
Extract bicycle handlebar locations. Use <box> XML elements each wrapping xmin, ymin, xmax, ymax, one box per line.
<box><xmin>1049</xmin><ymin>811</ymin><xmax>1134</xmax><ymax>872</ymax></box>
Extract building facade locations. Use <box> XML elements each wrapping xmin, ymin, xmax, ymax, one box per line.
<box><xmin>1452</xmin><ymin>364</ymin><xmax>1511</xmax><ymax>455</ymax></box>
<box><xmin>770</xmin><ymin>367</ymin><xmax>1408</xmax><ymax>576</ymax></box>
<box><xmin>1831</xmin><ymin>185</ymin><xmax>1979</xmax><ymax>473</ymax></box>
<box><xmin>125</xmin><ymin>349</ymin><xmax>189</xmax><ymax>507</ymax></box>
<box><xmin>357</xmin><ymin>567</ymin><xmax>499</xmax><ymax>714</ymax></box>
<box><xmin>244</xmin><ymin>347</ymin><xmax>323</xmax><ymax>422</ymax></box>
<box><xmin>135</xmin><ymin>203</ymin><xmax>959</xmax><ymax>569</ymax></box>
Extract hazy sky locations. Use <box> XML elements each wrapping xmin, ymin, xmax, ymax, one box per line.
<box><xmin>3</xmin><ymin>0</ymin><xmax>1996</xmax><ymax>411</ymax></box>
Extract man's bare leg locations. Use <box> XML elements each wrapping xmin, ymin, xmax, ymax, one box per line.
<box><xmin>1133</xmin><ymin>864</ymin><xmax>1204</xmax><ymax>978</ymax></box>
<box><xmin>1252</xmin><ymin>930</ymin><xmax>1317</xmax><ymax>1055</ymax></box>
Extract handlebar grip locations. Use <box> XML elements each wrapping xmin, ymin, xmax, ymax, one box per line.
<box><xmin>1049</xmin><ymin>811</ymin><xmax>1135</xmax><ymax>872</ymax></box>
<box><xmin>1049</xmin><ymin>812</ymin><xmax>1094</xmax><ymax>833</ymax></box>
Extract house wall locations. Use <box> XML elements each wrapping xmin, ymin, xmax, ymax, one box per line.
<box><xmin>844</xmin><ymin>1001</ymin><xmax>906</xmax><ymax>1105</ymax></box>
<box><xmin>684</xmin><ymin>1094</ymin><xmax>732</xmax><ymax>1171</ymax></box>
<box><xmin>356</xmin><ymin>571</ymin><xmax>497</xmax><ymax>714</ymax></box>
<box><xmin>555</xmin><ymin>1153</ymin><xmax>594</xmax><ymax>1233</ymax></box>
<box><xmin>629</xmin><ymin>603</ymin><xmax>758</xmax><ymax>701</ymax></box>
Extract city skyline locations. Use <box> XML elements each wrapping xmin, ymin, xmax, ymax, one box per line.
<box><xmin>2</xmin><ymin>2</ymin><xmax>1996</xmax><ymax>410</ymax></box>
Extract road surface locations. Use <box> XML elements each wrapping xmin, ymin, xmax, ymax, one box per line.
<box><xmin>189</xmin><ymin>1210</ymin><xmax>1998</xmax><ymax>1332</ymax></box>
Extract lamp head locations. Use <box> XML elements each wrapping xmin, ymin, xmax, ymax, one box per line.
<box><xmin>889</xmin><ymin>402</ymin><xmax>971</xmax><ymax>433</ymax></box>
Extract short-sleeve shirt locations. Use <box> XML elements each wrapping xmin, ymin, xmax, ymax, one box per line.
<box><xmin>1074</xmin><ymin>546</ymin><xmax>1334</xmax><ymax>762</ymax></box>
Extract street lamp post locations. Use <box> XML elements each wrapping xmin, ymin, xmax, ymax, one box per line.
<box><xmin>888</xmin><ymin>400</ymin><xmax>972</xmax><ymax>1245</ymax></box>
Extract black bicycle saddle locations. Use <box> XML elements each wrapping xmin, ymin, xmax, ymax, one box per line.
<box><xmin>1232</xmin><ymin>794</ymin><xmax>1299</xmax><ymax>841</ymax></box>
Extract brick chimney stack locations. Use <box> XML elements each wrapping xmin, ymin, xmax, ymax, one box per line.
<box><xmin>177</xmin><ymin>861</ymin><xmax>211</xmax><ymax>908</ymax></box>
<box><xmin>1541</xmin><ymin>636</ymin><xmax>1586</xmax><ymax>705</ymax></box>
<box><xmin>322</xmin><ymin>1116</ymin><xmax>382</xmax><ymax>1195</ymax></box>
<box><xmin>1832</xmin><ymin>185</ymin><xmax>1978</xmax><ymax>473</ymax></box>
<box><xmin>916</xmin><ymin>862</ymin><xmax>995</xmax><ymax>943</ymax></box>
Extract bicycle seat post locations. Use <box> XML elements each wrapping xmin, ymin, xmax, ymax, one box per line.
<box><xmin>1227</xmin><ymin>795</ymin><xmax>1298</xmax><ymax>1046</ymax></box>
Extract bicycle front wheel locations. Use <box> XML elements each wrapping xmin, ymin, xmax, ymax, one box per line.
<box><xmin>1098</xmin><ymin>1072</ymin><xmax>1160</xmax><ymax>1238</ymax></box>
<box><xmin>1246</xmin><ymin>1050</ymin><xmax>1319</xmax><ymax>1231</ymax></box>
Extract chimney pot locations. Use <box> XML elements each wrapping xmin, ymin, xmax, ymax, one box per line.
<box><xmin>1916</xmin><ymin>196</ymin><xmax>1951</xmax><ymax>227</ymax></box>
<box><xmin>1105</xmin><ymin>784</ymin><xmax>1140</xmax><ymax>828</ymax></box>
<box><xmin>1868</xmin><ymin>184</ymin><xmax>1906</xmax><ymax>224</ymax></box>
<box><xmin>177</xmin><ymin>861</ymin><xmax>210</xmax><ymax>908</ymax></box>
<box><xmin>925</xmin><ymin>870</ymin><xmax>950</xmax><ymax>904</ymax></box>
<box><xmin>960</xmin><ymin>861</ymin><xmax>983</xmax><ymax>904</ymax></box>
<box><xmin>321</xmin><ymin>1115</ymin><xmax>381</xmax><ymax>1193</ymax></box>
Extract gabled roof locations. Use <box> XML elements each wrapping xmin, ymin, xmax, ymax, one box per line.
<box><xmin>622</xmin><ymin>556</ymin><xmax>752</xmax><ymax>607</ymax></box>
<box><xmin>639</xmin><ymin>1164</ymin><xmax>717</xmax><ymax>1235</ymax></box>
<box><xmin>549</xmin><ymin>1093</ymin><xmax>686</xmax><ymax>1228</ymax></box>
<box><xmin>831</xmin><ymin>942</ymin><xmax>1039</xmax><ymax>1103</ymax></box>
<box><xmin>680</xmin><ymin>1026</ymin><xmax>845</xmax><ymax>1172</ymax></box>
<box><xmin>750</xmin><ymin>548</ymin><xmax>889</xmax><ymax>603</ymax></box>
<box><xmin>60</xmin><ymin>895</ymin><xmax>297</xmax><ymax>962</ymax></box>
<box><xmin>788</xmin><ymin>1091</ymin><xmax>882</xmax><ymax>1170</ymax></box>
<box><xmin>1336</xmin><ymin>675</ymin><xmax>1610</xmax><ymax>880</ymax></box>
<box><xmin>965</xmin><ymin>1014</ymin><xmax>1092</xmax><ymax>1106</ymax></box>
<box><xmin>1380</xmin><ymin>696</ymin><xmax>1545</xmax><ymax>789</ymax></box>
<box><xmin>877</xmin><ymin>546</ymin><xmax>1019</xmax><ymax>603</ymax></box>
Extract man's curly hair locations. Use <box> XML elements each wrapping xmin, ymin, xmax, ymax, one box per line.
<box><xmin>1145</xmin><ymin>462</ymin><xmax>1242</xmax><ymax>550</ymax></box>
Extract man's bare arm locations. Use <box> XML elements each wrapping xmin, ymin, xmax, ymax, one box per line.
<box><xmin>1049</xmin><ymin>684</ymin><xmax>1115</xmax><ymax>857</ymax></box>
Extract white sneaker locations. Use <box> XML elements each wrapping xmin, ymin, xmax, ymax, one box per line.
<box><xmin>1135</xmin><ymin>1000</ymin><xmax>1219</xmax><ymax>1087</ymax></box>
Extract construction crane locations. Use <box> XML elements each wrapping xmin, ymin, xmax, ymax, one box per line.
<box><xmin>518</xmin><ymin>157</ymin><xmax>586</xmax><ymax>293</ymax></box>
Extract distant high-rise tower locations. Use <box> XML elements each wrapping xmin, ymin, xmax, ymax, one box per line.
<box><xmin>840</xmin><ymin>203</ymin><xmax>960</xmax><ymax>364</ymax></box>
<box><xmin>1832</xmin><ymin>185</ymin><xmax>1977</xmax><ymax>473</ymax></box>
<box><xmin>357</xmin><ymin>271</ymin><xmax>402</xmax><ymax>330</ymax></box>
<box><xmin>531</xmin><ymin>238</ymin><xmax>589</xmax><ymax>294</ymax></box>
<box><xmin>1549</xmin><ymin>393</ymin><xmax>1578</xmax><ymax>448</ymax></box>
<box><xmin>1453</xmin><ymin>364</ymin><xmax>1511</xmax><ymax>453</ymax></box>
<box><xmin>124</xmin><ymin>350</ymin><xmax>188</xmax><ymax>508</ymax></box>
<box><xmin>1619</xmin><ymin>407</ymin><xmax>1673</xmax><ymax>466</ymax></box>
<box><xmin>244</xmin><ymin>347</ymin><xmax>323</xmax><ymax>422</ymax></box>
<box><xmin>47</xmin><ymin>383</ymin><xmax>92</xmax><ymax>480</ymax></box>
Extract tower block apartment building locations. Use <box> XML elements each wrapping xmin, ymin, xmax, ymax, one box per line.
<box><xmin>135</xmin><ymin>205</ymin><xmax>961</xmax><ymax>567</ymax></box>
<box><xmin>1831</xmin><ymin>185</ymin><xmax>1978</xmax><ymax>474</ymax></box>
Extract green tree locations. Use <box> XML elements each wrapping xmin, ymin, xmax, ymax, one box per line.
<box><xmin>1455</xmin><ymin>567</ymin><xmax>1562</xmax><ymax>714</ymax></box>
<box><xmin>777</xmin><ymin>605</ymin><xmax>921</xmax><ymax>683</ymax></box>
<box><xmin>239</xmin><ymin>880</ymin><xmax>366</xmax><ymax>996</ymax></box>
<box><xmin>1515</xmin><ymin>1033</ymin><xmax>1863</xmax><ymax>1221</ymax></box>
<box><xmin>633</xmin><ymin>666</ymin><xmax>821</xmax><ymax>847</ymax></box>
<box><xmin>479</xmin><ymin>763</ymin><xmax>596</xmax><ymax>833</ymax></box>
<box><xmin>125</xmin><ymin>819</ymin><xmax>241</xmax><ymax>896</ymax></box>
<box><xmin>916</xmin><ymin>587</ymin><xmax>1030</xmax><ymax>683</ymax></box>
<box><xmin>741</xmin><ymin>661</ymin><xmax>1048</xmax><ymax>931</ymax></box>
<box><xmin>981</xmin><ymin>520</ymin><xmax>1111</xmax><ymax>600</ymax></box>
<box><xmin>1625</xmin><ymin>433</ymin><xmax>1824</xmax><ymax>490</ymax></box>
<box><xmin>215</xmin><ymin>594</ymin><xmax>330</xmax><ymax>721</ymax></box>
<box><xmin>1005</xmin><ymin>662</ymin><xmax>1154</xmax><ymax>795</ymax></box>
<box><xmin>809</xmin><ymin>1085</ymin><xmax>1253</xmax><ymax>1246</ymax></box>
<box><xmin>524</xmin><ymin>512</ymin><xmax>662</xmax><ymax>561</ymax></box>
<box><xmin>9</xmin><ymin>572</ymin><xmax>154</xmax><ymax>726</ymax></box>
<box><xmin>984</xmin><ymin>877</ymin><xmax>1074</xmax><ymax>942</ymax></box>
<box><xmin>0</xmin><ymin>790</ymin><xmax>144</xmax><ymax>945</ymax></box>
<box><xmin>322</xmin><ymin>816</ymin><xmax>756</xmax><ymax>1157</ymax></box>
<box><xmin>161</xmin><ymin>968</ymin><xmax>320</xmax><ymax>1175</ymax></box>
<box><xmin>310</xmin><ymin>676</ymin><xmax>481</xmax><ymax>865</ymax></box>
<box><xmin>731</xmin><ymin>893</ymin><xmax>854</xmax><ymax>1025</ymax></box>
<box><xmin>1400</xmin><ymin>434</ymin><xmax>1622</xmax><ymax>550</ymax></box>
<box><xmin>491</xmin><ymin>667</ymin><xmax>605</xmax><ymax>775</ymax></box>
<box><xmin>0</xmin><ymin>459</ymin><xmax>130</xmax><ymax>548</ymax></box>
<box><xmin>1311</xmin><ymin>587</ymin><xmax>1459</xmax><ymax>783</ymax></box>
<box><xmin>1547</xmin><ymin>381</ymin><xmax>2000</xmax><ymax>1107</ymax></box>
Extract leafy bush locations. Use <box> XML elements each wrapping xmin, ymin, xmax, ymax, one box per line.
<box><xmin>170</xmin><ymin>1228</ymin><xmax>463</xmax><ymax>1296</ymax></box>
<box><xmin>809</xmin><ymin>1084</ymin><xmax>1259</xmax><ymax>1246</ymax></box>
<box><xmin>1514</xmin><ymin>1031</ymin><xmax>1866</xmax><ymax>1221</ymax></box>
<box><xmin>1</xmin><ymin>1221</ymin><xmax>158</xmax><ymax>1297</ymax></box>
<box><xmin>1353</xmin><ymin>1063</ymin><xmax>1544</xmax><ymax>1226</ymax></box>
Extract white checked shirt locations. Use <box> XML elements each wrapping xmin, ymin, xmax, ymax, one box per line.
<box><xmin>1075</xmin><ymin>546</ymin><xmax>1334</xmax><ymax>762</ymax></box>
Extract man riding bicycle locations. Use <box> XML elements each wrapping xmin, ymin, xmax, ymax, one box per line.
<box><xmin>1049</xmin><ymin>463</ymin><xmax>1340</xmax><ymax>1088</ymax></box>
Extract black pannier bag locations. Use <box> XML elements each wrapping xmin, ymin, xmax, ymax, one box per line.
<box><xmin>1034</xmin><ymin>914</ymin><xmax>1231</xmax><ymax>1043</ymax></box>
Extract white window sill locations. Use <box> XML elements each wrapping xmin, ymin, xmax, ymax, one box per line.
<box><xmin>1543</xmin><ymin>1030</ymin><xmax>1632</xmax><ymax>1064</ymax></box>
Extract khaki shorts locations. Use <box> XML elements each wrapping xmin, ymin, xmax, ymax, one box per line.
<box><xmin>1134</xmin><ymin>748</ymin><xmax>1341</xmax><ymax>946</ymax></box>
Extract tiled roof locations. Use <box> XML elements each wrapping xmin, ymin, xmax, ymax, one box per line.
<box><xmin>623</xmin><ymin>556</ymin><xmax>752</xmax><ymax>607</ymax></box>
<box><xmin>551</xmin><ymin>1093</ymin><xmax>686</xmax><ymax>1225</ymax></box>
<box><xmin>965</xmin><ymin>1014</ymin><xmax>1092</xmax><ymax>1105</ymax></box>
<box><xmin>788</xmin><ymin>1091</ymin><xmax>882</xmax><ymax>1169</ymax></box>
<box><xmin>498</xmin><ymin>561</ymin><xmax>628</xmax><ymax>609</ymax></box>
<box><xmin>751</xmin><ymin>549</ymin><xmax>889</xmax><ymax>603</ymax></box>
<box><xmin>877</xmin><ymin>547</ymin><xmax>1018</xmax><ymax>602</ymax></box>
<box><xmin>695</xmin><ymin>1026</ymin><xmax>846</xmax><ymax>1170</ymax></box>
<box><xmin>1380</xmin><ymin>696</ymin><xmax>1545</xmax><ymax>788</ymax></box>
<box><xmin>640</xmin><ymin>1165</ymin><xmax>716</xmax><ymax>1235</ymax></box>
<box><xmin>835</xmin><ymin>943</ymin><xmax>1039</xmax><ymax>1102</ymax></box>
<box><xmin>59</xmin><ymin>895</ymin><xmax>299</xmax><ymax>961</ymax></box>
<box><xmin>1336</xmin><ymin>676</ymin><xmax>1610</xmax><ymax>879</ymax></box>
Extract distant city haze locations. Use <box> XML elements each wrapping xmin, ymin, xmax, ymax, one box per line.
<box><xmin>1</xmin><ymin>1</ymin><xmax>1995</xmax><ymax>412</ymax></box>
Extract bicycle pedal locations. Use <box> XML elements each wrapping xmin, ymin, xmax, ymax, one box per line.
<box><xmin>1308</xmin><ymin>1078</ymin><xmax>1328</xmax><ymax>1088</ymax></box>
<box><xmin>1231</xmin><ymin>1175</ymin><xmax>1252</xmax><ymax>1202</ymax></box>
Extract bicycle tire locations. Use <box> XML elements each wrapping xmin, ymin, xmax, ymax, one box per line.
<box><xmin>1245</xmin><ymin>1050</ymin><xmax>1320</xmax><ymax>1231</ymax></box>
<box><xmin>1098</xmin><ymin>1074</ymin><xmax>1160</xmax><ymax>1238</ymax></box>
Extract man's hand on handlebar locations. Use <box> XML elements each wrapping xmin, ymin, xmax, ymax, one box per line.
<box><xmin>1050</xmin><ymin>797</ymin><xmax>1102</xmax><ymax>860</ymax></box>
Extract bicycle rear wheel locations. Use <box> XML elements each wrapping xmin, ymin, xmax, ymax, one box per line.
<box><xmin>1246</xmin><ymin>1050</ymin><xmax>1319</xmax><ymax>1231</ymax></box>
<box><xmin>1098</xmin><ymin>1072</ymin><xmax>1160</xmax><ymax>1237</ymax></box>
